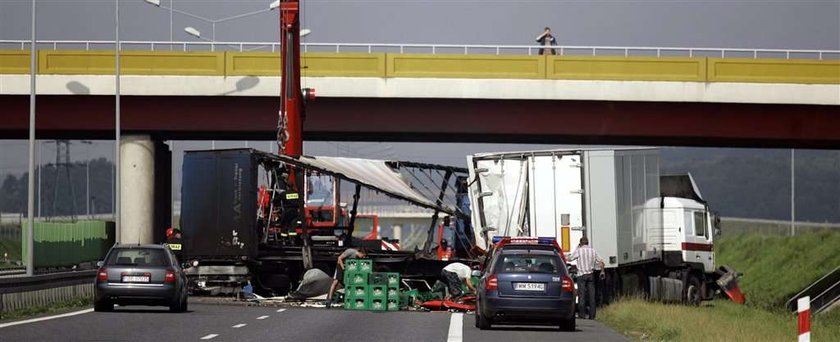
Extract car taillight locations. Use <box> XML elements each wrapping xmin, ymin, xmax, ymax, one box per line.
<box><xmin>562</xmin><ymin>275</ymin><xmax>574</xmax><ymax>293</ymax></box>
<box><xmin>165</xmin><ymin>270</ymin><xmax>176</xmax><ymax>283</ymax></box>
<box><xmin>97</xmin><ymin>268</ymin><xmax>108</xmax><ymax>281</ymax></box>
<box><xmin>486</xmin><ymin>275</ymin><xmax>498</xmax><ymax>291</ymax></box>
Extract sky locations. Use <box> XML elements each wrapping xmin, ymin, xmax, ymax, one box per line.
<box><xmin>1</xmin><ymin>1</ymin><xmax>839</xmax><ymax>217</ymax></box>
<box><xmin>0</xmin><ymin>0</ymin><xmax>837</xmax><ymax>49</ymax></box>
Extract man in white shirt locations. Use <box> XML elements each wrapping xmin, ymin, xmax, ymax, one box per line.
<box><xmin>440</xmin><ymin>262</ymin><xmax>475</xmax><ymax>299</ymax></box>
<box><xmin>566</xmin><ymin>237</ymin><xmax>605</xmax><ymax>319</ymax></box>
<box><xmin>535</xmin><ymin>27</ymin><xmax>557</xmax><ymax>55</ymax></box>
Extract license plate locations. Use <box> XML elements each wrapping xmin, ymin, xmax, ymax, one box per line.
<box><xmin>122</xmin><ymin>275</ymin><xmax>150</xmax><ymax>283</ymax></box>
<box><xmin>514</xmin><ymin>282</ymin><xmax>545</xmax><ymax>291</ymax></box>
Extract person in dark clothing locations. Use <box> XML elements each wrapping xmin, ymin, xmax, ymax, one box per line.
<box><xmin>165</xmin><ymin>228</ymin><xmax>184</xmax><ymax>263</ymax></box>
<box><xmin>535</xmin><ymin>27</ymin><xmax>557</xmax><ymax>55</ymax></box>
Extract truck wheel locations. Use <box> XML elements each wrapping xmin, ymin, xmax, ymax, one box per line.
<box><xmin>686</xmin><ymin>276</ymin><xmax>701</xmax><ymax>306</ymax></box>
<box><xmin>559</xmin><ymin>318</ymin><xmax>576</xmax><ymax>332</ymax></box>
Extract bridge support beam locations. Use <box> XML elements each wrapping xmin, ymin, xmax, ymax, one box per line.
<box><xmin>119</xmin><ymin>135</ymin><xmax>155</xmax><ymax>244</ymax></box>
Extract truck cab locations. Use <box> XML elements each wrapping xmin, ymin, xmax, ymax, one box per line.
<box><xmin>649</xmin><ymin>197</ymin><xmax>716</xmax><ymax>274</ymax></box>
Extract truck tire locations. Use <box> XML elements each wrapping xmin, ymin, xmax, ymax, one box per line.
<box><xmin>559</xmin><ymin>317</ymin><xmax>576</xmax><ymax>332</ymax></box>
<box><xmin>686</xmin><ymin>275</ymin><xmax>701</xmax><ymax>306</ymax></box>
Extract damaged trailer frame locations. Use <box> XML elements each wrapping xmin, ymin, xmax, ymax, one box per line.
<box><xmin>181</xmin><ymin>149</ymin><xmax>477</xmax><ymax>296</ymax></box>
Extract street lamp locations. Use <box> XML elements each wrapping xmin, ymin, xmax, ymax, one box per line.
<box><xmin>144</xmin><ymin>0</ymin><xmax>280</xmax><ymax>50</ymax></box>
<box><xmin>25</xmin><ymin>0</ymin><xmax>37</xmax><ymax>277</ymax></box>
<box><xmin>115</xmin><ymin>0</ymin><xmax>121</xmax><ymax>242</ymax></box>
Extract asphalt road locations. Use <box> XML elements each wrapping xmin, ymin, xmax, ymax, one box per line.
<box><xmin>0</xmin><ymin>302</ymin><xmax>627</xmax><ymax>341</ymax></box>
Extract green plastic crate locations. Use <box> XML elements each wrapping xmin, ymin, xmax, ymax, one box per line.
<box><xmin>369</xmin><ymin>272</ymin><xmax>388</xmax><ymax>285</ymax></box>
<box><xmin>344</xmin><ymin>271</ymin><xmax>369</xmax><ymax>286</ymax></box>
<box><xmin>387</xmin><ymin>298</ymin><xmax>400</xmax><ymax>311</ymax></box>
<box><xmin>399</xmin><ymin>289</ymin><xmax>420</xmax><ymax>306</ymax></box>
<box><xmin>369</xmin><ymin>285</ymin><xmax>387</xmax><ymax>300</ymax></box>
<box><xmin>386</xmin><ymin>273</ymin><xmax>400</xmax><ymax>287</ymax></box>
<box><xmin>346</xmin><ymin>285</ymin><xmax>368</xmax><ymax>298</ymax></box>
<box><xmin>369</xmin><ymin>298</ymin><xmax>386</xmax><ymax>311</ymax></box>
<box><xmin>387</xmin><ymin>287</ymin><xmax>399</xmax><ymax>299</ymax></box>
<box><xmin>344</xmin><ymin>259</ymin><xmax>373</xmax><ymax>273</ymax></box>
<box><xmin>345</xmin><ymin>297</ymin><xmax>369</xmax><ymax>310</ymax></box>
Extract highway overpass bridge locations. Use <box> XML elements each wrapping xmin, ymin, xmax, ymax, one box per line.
<box><xmin>2</xmin><ymin>41</ymin><xmax>838</xmax><ymax>244</ymax></box>
<box><xmin>1</xmin><ymin>41</ymin><xmax>839</xmax><ymax>148</ymax></box>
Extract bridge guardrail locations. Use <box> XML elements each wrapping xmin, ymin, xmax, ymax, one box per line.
<box><xmin>1</xmin><ymin>40</ymin><xmax>838</xmax><ymax>60</ymax></box>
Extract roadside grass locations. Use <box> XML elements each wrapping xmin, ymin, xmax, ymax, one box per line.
<box><xmin>0</xmin><ymin>297</ymin><xmax>92</xmax><ymax>322</ymax></box>
<box><xmin>716</xmin><ymin>230</ymin><xmax>840</xmax><ymax>310</ymax></box>
<box><xmin>599</xmin><ymin>298</ymin><xmax>840</xmax><ymax>342</ymax></box>
<box><xmin>0</xmin><ymin>237</ymin><xmax>22</xmax><ymax>262</ymax></box>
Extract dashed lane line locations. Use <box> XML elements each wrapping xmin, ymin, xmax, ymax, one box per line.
<box><xmin>257</xmin><ymin>315</ymin><xmax>270</xmax><ymax>320</ymax></box>
<box><xmin>276</xmin><ymin>308</ymin><xmax>287</xmax><ymax>313</ymax></box>
<box><xmin>232</xmin><ymin>324</ymin><xmax>247</xmax><ymax>328</ymax></box>
<box><xmin>447</xmin><ymin>313</ymin><xmax>464</xmax><ymax>342</ymax></box>
<box><xmin>200</xmin><ymin>334</ymin><xmax>218</xmax><ymax>340</ymax></box>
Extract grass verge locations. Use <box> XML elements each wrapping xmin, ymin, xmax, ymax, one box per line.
<box><xmin>0</xmin><ymin>297</ymin><xmax>92</xmax><ymax>322</ymax></box>
<box><xmin>599</xmin><ymin>298</ymin><xmax>840</xmax><ymax>342</ymax></box>
<box><xmin>716</xmin><ymin>231</ymin><xmax>840</xmax><ymax>310</ymax></box>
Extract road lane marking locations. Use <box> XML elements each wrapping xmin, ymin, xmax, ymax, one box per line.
<box><xmin>257</xmin><ymin>315</ymin><xmax>270</xmax><ymax>320</ymax></box>
<box><xmin>200</xmin><ymin>334</ymin><xmax>218</xmax><ymax>340</ymax></box>
<box><xmin>0</xmin><ymin>308</ymin><xmax>94</xmax><ymax>329</ymax></box>
<box><xmin>447</xmin><ymin>313</ymin><xmax>464</xmax><ymax>342</ymax></box>
<box><xmin>276</xmin><ymin>308</ymin><xmax>286</xmax><ymax>313</ymax></box>
<box><xmin>232</xmin><ymin>324</ymin><xmax>247</xmax><ymax>328</ymax></box>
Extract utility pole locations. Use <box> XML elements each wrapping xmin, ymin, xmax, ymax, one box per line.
<box><xmin>791</xmin><ymin>149</ymin><xmax>795</xmax><ymax>237</ymax></box>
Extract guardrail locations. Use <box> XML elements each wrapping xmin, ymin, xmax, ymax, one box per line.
<box><xmin>787</xmin><ymin>266</ymin><xmax>840</xmax><ymax>314</ymax></box>
<box><xmin>0</xmin><ymin>270</ymin><xmax>95</xmax><ymax>314</ymax></box>
<box><xmin>1</xmin><ymin>40</ymin><xmax>838</xmax><ymax>60</ymax></box>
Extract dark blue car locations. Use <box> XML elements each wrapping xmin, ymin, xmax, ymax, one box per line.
<box><xmin>475</xmin><ymin>237</ymin><xmax>576</xmax><ymax>331</ymax></box>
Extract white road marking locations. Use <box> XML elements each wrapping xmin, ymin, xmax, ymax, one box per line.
<box><xmin>200</xmin><ymin>334</ymin><xmax>218</xmax><ymax>340</ymax></box>
<box><xmin>0</xmin><ymin>308</ymin><xmax>94</xmax><ymax>329</ymax></box>
<box><xmin>447</xmin><ymin>313</ymin><xmax>464</xmax><ymax>342</ymax></box>
<box><xmin>276</xmin><ymin>308</ymin><xmax>286</xmax><ymax>313</ymax></box>
<box><xmin>232</xmin><ymin>324</ymin><xmax>247</xmax><ymax>328</ymax></box>
<box><xmin>257</xmin><ymin>315</ymin><xmax>270</xmax><ymax>320</ymax></box>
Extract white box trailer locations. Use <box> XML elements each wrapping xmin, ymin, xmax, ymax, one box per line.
<box><xmin>467</xmin><ymin>148</ymin><xmax>739</xmax><ymax>304</ymax></box>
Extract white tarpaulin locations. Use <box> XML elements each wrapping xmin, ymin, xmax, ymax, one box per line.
<box><xmin>276</xmin><ymin>155</ymin><xmax>456</xmax><ymax>214</ymax></box>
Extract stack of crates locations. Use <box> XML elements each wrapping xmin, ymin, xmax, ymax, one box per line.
<box><xmin>343</xmin><ymin>259</ymin><xmax>373</xmax><ymax>310</ymax></box>
<box><xmin>369</xmin><ymin>272</ymin><xmax>400</xmax><ymax>311</ymax></box>
<box><xmin>342</xmin><ymin>258</ymin><xmax>401</xmax><ymax>311</ymax></box>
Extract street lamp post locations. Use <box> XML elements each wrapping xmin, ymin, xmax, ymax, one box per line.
<box><xmin>144</xmin><ymin>0</ymin><xmax>280</xmax><ymax>51</ymax></box>
<box><xmin>26</xmin><ymin>0</ymin><xmax>37</xmax><ymax>277</ymax></box>
<box><xmin>115</xmin><ymin>0</ymin><xmax>121</xmax><ymax>243</ymax></box>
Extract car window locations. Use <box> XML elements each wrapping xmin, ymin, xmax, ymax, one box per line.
<box><xmin>493</xmin><ymin>253</ymin><xmax>565</xmax><ymax>275</ymax></box>
<box><xmin>106</xmin><ymin>248</ymin><xmax>169</xmax><ymax>266</ymax></box>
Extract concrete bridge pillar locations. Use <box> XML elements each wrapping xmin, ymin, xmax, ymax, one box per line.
<box><xmin>120</xmin><ymin>135</ymin><xmax>155</xmax><ymax>244</ymax></box>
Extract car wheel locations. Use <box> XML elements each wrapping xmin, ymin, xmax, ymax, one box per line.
<box><xmin>559</xmin><ymin>318</ymin><xmax>575</xmax><ymax>332</ymax></box>
<box><xmin>181</xmin><ymin>295</ymin><xmax>189</xmax><ymax>312</ymax></box>
<box><xmin>94</xmin><ymin>299</ymin><xmax>113</xmax><ymax>312</ymax></box>
<box><xmin>477</xmin><ymin>311</ymin><xmax>491</xmax><ymax>330</ymax></box>
<box><xmin>169</xmin><ymin>295</ymin><xmax>184</xmax><ymax>313</ymax></box>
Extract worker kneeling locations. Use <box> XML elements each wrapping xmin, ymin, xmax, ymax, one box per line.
<box><xmin>440</xmin><ymin>262</ymin><xmax>476</xmax><ymax>300</ymax></box>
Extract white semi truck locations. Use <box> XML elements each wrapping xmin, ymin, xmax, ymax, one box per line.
<box><xmin>466</xmin><ymin>148</ymin><xmax>742</xmax><ymax>304</ymax></box>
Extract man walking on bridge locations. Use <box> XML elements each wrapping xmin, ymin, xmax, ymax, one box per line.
<box><xmin>567</xmin><ymin>236</ymin><xmax>605</xmax><ymax>319</ymax></box>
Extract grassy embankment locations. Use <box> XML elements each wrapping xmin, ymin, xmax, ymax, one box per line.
<box><xmin>600</xmin><ymin>230</ymin><xmax>840</xmax><ymax>341</ymax></box>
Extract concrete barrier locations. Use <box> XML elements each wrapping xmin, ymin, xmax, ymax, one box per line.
<box><xmin>226</xmin><ymin>52</ymin><xmax>386</xmax><ymax>77</ymax></box>
<box><xmin>387</xmin><ymin>54</ymin><xmax>546</xmax><ymax>79</ymax></box>
<box><xmin>707</xmin><ymin>58</ymin><xmax>840</xmax><ymax>84</ymax></box>
<box><xmin>38</xmin><ymin>50</ymin><xmax>225</xmax><ymax>76</ymax></box>
<box><xmin>0</xmin><ymin>51</ymin><xmax>30</xmax><ymax>74</ymax></box>
<box><xmin>548</xmin><ymin>56</ymin><xmax>706</xmax><ymax>82</ymax></box>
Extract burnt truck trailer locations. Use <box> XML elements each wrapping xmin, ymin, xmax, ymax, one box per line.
<box><xmin>181</xmin><ymin>149</ymin><xmax>475</xmax><ymax>295</ymax></box>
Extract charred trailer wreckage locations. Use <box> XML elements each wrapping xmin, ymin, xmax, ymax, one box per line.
<box><xmin>180</xmin><ymin>149</ymin><xmax>477</xmax><ymax>295</ymax></box>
